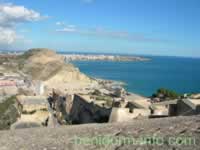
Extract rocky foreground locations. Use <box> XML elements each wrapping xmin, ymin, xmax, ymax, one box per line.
<box><xmin>0</xmin><ymin>115</ymin><xmax>199</xmax><ymax>150</ymax></box>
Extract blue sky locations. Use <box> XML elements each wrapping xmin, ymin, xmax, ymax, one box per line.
<box><xmin>0</xmin><ymin>0</ymin><xmax>200</xmax><ymax>57</ymax></box>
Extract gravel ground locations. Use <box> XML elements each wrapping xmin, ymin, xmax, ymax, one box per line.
<box><xmin>0</xmin><ymin>115</ymin><xmax>199</xmax><ymax>150</ymax></box>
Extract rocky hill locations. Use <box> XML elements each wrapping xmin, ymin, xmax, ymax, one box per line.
<box><xmin>16</xmin><ymin>48</ymin><xmax>92</xmax><ymax>82</ymax></box>
<box><xmin>0</xmin><ymin>115</ymin><xmax>199</xmax><ymax>150</ymax></box>
<box><xmin>15</xmin><ymin>48</ymin><xmax>96</xmax><ymax>93</ymax></box>
<box><xmin>16</xmin><ymin>49</ymin><xmax>63</xmax><ymax>80</ymax></box>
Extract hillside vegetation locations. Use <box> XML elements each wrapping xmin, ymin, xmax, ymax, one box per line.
<box><xmin>0</xmin><ymin>96</ymin><xmax>19</xmax><ymax>130</ymax></box>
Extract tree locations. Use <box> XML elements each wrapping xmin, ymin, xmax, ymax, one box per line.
<box><xmin>153</xmin><ymin>88</ymin><xmax>179</xmax><ymax>100</ymax></box>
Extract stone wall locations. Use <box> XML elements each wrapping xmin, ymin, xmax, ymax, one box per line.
<box><xmin>52</xmin><ymin>93</ymin><xmax>112</xmax><ymax>124</ymax></box>
<box><xmin>177</xmin><ymin>100</ymin><xmax>196</xmax><ymax>116</ymax></box>
<box><xmin>109</xmin><ymin>108</ymin><xmax>150</xmax><ymax>123</ymax></box>
<box><xmin>68</xmin><ymin>94</ymin><xmax>111</xmax><ymax>124</ymax></box>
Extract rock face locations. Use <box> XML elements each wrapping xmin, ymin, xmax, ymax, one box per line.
<box><xmin>0</xmin><ymin>115</ymin><xmax>199</xmax><ymax>150</ymax></box>
<box><xmin>16</xmin><ymin>48</ymin><xmax>95</xmax><ymax>93</ymax></box>
<box><xmin>18</xmin><ymin>49</ymin><xmax>91</xmax><ymax>81</ymax></box>
<box><xmin>18</xmin><ymin>49</ymin><xmax>64</xmax><ymax>80</ymax></box>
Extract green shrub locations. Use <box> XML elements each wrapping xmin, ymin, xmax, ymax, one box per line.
<box><xmin>0</xmin><ymin>96</ymin><xmax>19</xmax><ymax>130</ymax></box>
<box><xmin>95</xmin><ymin>95</ymin><xmax>113</xmax><ymax>107</ymax></box>
<box><xmin>153</xmin><ymin>88</ymin><xmax>179</xmax><ymax>100</ymax></box>
<box><xmin>92</xmin><ymin>89</ymin><xmax>101</xmax><ymax>96</ymax></box>
<box><xmin>0</xmin><ymin>96</ymin><xmax>16</xmax><ymax>115</ymax></box>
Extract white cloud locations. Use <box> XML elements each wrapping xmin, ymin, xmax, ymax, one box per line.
<box><xmin>0</xmin><ymin>27</ymin><xmax>17</xmax><ymax>44</ymax></box>
<box><xmin>0</xmin><ymin>3</ymin><xmax>45</xmax><ymax>27</ymax></box>
<box><xmin>56</xmin><ymin>22</ymin><xmax>77</xmax><ymax>32</ymax></box>
<box><xmin>56</xmin><ymin>21</ymin><xmax>76</xmax><ymax>28</ymax></box>
<box><xmin>56</xmin><ymin>27</ymin><xmax>77</xmax><ymax>32</ymax></box>
<box><xmin>56</xmin><ymin>26</ymin><xmax>161</xmax><ymax>42</ymax></box>
<box><xmin>0</xmin><ymin>3</ymin><xmax>46</xmax><ymax>46</ymax></box>
<box><xmin>56</xmin><ymin>21</ymin><xmax>65</xmax><ymax>26</ymax></box>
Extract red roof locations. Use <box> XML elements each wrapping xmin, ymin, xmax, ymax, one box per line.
<box><xmin>0</xmin><ymin>80</ymin><xmax>16</xmax><ymax>86</ymax></box>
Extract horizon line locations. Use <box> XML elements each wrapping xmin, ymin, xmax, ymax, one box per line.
<box><xmin>0</xmin><ymin>49</ymin><xmax>200</xmax><ymax>59</ymax></box>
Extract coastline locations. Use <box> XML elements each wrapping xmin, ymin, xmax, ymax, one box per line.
<box><xmin>94</xmin><ymin>77</ymin><xmax>148</xmax><ymax>99</ymax></box>
<box><xmin>59</xmin><ymin>53</ymin><xmax>149</xmax><ymax>98</ymax></box>
<box><xmin>0</xmin><ymin>51</ymin><xmax>146</xmax><ymax>99</ymax></box>
<box><xmin>3</xmin><ymin>51</ymin><xmax>200</xmax><ymax>98</ymax></box>
<box><xmin>62</xmin><ymin>54</ymin><xmax>150</xmax><ymax>62</ymax></box>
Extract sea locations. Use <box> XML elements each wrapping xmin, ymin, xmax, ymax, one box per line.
<box><xmin>69</xmin><ymin>55</ymin><xmax>200</xmax><ymax>97</ymax></box>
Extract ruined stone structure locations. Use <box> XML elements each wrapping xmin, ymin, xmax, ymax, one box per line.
<box><xmin>69</xmin><ymin>94</ymin><xmax>112</xmax><ymax>124</ymax></box>
<box><xmin>150</xmin><ymin>98</ymin><xmax>200</xmax><ymax>117</ymax></box>
<box><xmin>176</xmin><ymin>99</ymin><xmax>200</xmax><ymax>115</ymax></box>
<box><xmin>12</xmin><ymin>95</ymin><xmax>49</xmax><ymax>129</ymax></box>
<box><xmin>51</xmin><ymin>91</ymin><xmax>112</xmax><ymax>124</ymax></box>
<box><xmin>109</xmin><ymin>108</ymin><xmax>150</xmax><ymax>122</ymax></box>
